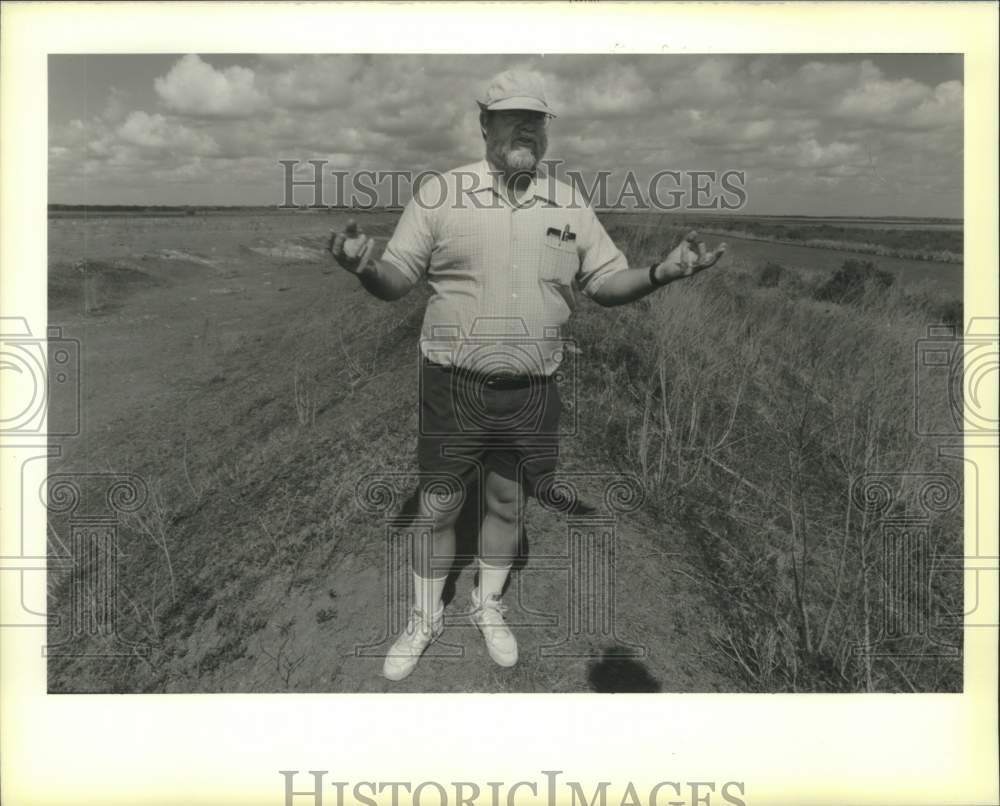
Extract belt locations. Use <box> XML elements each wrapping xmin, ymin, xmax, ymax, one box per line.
<box><xmin>426</xmin><ymin>360</ymin><xmax>552</xmax><ymax>390</ymax></box>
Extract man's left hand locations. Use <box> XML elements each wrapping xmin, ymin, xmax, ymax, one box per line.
<box><xmin>653</xmin><ymin>229</ymin><xmax>727</xmax><ymax>283</ymax></box>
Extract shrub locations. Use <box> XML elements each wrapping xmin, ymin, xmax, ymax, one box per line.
<box><xmin>757</xmin><ymin>261</ymin><xmax>786</xmax><ymax>288</ymax></box>
<box><xmin>814</xmin><ymin>258</ymin><xmax>895</xmax><ymax>304</ymax></box>
<box><xmin>928</xmin><ymin>297</ymin><xmax>964</xmax><ymax>330</ymax></box>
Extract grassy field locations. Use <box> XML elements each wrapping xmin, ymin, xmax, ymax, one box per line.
<box><xmin>601</xmin><ymin>213</ymin><xmax>963</xmax><ymax>264</ymax></box>
<box><xmin>702</xmin><ymin>218</ymin><xmax>961</xmax><ymax>263</ymax></box>
<box><xmin>571</xmin><ymin>222</ymin><xmax>964</xmax><ymax>692</ymax></box>
<box><xmin>45</xmin><ymin>211</ymin><xmax>963</xmax><ymax>693</ymax></box>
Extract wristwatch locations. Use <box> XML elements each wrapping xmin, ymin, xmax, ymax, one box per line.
<box><xmin>649</xmin><ymin>261</ymin><xmax>668</xmax><ymax>288</ymax></box>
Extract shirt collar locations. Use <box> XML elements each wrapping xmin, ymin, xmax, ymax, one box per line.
<box><xmin>469</xmin><ymin>158</ymin><xmax>558</xmax><ymax>206</ymax></box>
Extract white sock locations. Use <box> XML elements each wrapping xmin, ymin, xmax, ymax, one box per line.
<box><xmin>477</xmin><ymin>558</ymin><xmax>512</xmax><ymax>601</ymax></box>
<box><xmin>413</xmin><ymin>571</ymin><xmax>446</xmax><ymax>618</ymax></box>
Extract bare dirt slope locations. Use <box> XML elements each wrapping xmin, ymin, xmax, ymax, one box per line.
<box><xmin>46</xmin><ymin>213</ymin><xmax>739</xmax><ymax>693</ymax></box>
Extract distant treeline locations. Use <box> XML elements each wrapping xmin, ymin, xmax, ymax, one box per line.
<box><xmin>50</xmin><ymin>204</ymin><xmax>272</xmax><ymax>214</ymax></box>
<box><xmin>689</xmin><ymin>217</ymin><xmax>963</xmax><ymax>258</ymax></box>
<box><xmin>48</xmin><ymin>204</ymin><xmax>401</xmax><ymax>213</ymax></box>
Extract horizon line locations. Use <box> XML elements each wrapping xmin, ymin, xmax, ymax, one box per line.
<box><xmin>46</xmin><ymin>203</ymin><xmax>964</xmax><ymax>222</ymax></box>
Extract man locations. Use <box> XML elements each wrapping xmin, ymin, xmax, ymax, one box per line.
<box><xmin>329</xmin><ymin>70</ymin><xmax>726</xmax><ymax>682</ymax></box>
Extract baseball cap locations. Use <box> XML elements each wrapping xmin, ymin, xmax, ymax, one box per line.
<box><xmin>478</xmin><ymin>70</ymin><xmax>556</xmax><ymax>117</ymax></box>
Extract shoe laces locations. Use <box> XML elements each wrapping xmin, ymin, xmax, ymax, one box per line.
<box><xmin>402</xmin><ymin>607</ymin><xmax>440</xmax><ymax>643</ymax></box>
<box><xmin>476</xmin><ymin>594</ymin><xmax>508</xmax><ymax>626</ymax></box>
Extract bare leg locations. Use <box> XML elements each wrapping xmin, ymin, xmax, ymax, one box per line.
<box><xmin>480</xmin><ymin>471</ymin><xmax>521</xmax><ymax>566</ymax></box>
<box><xmin>469</xmin><ymin>471</ymin><xmax>521</xmax><ymax>667</ymax></box>
<box><xmin>414</xmin><ymin>484</ymin><xmax>462</xmax><ymax>580</ymax></box>
<box><xmin>382</xmin><ymin>483</ymin><xmax>463</xmax><ymax>682</ymax></box>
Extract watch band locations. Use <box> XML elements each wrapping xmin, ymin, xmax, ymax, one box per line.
<box><xmin>649</xmin><ymin>261</ymin><xmax>668</xmax><ymax>288</ymax></box>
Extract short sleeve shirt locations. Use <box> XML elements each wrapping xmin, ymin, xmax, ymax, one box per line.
<box><xmin>382</xmin><ymin>159</ymin><xmax>629</xmax><ymax>377</ymax></box>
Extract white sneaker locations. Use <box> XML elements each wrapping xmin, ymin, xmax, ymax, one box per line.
<box><xmin>382</xmin><ymin>606</ymin><xmax>443</xmax><ymax>682</ymax></box>
<box><xmin>469</xmin><ymin>588</ymin><xmax>518</xmax><ymax>667</ymax></box>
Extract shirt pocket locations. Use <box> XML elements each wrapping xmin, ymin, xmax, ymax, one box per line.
<box><xmin>539</xmin><ymin>240</ymin><xmax>579</xmax><ymax>286</ymax></box>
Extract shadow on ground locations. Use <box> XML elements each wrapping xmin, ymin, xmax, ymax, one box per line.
<box><xmin>587</xmin><ymin>646</ymin><xmax>662</xmax><ymax>692</ymax></box>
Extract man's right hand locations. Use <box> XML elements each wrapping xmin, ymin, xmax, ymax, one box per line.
<box><xmin>326</xmin><ymin>227</ymin><xmax>415</xmax><ymax>302</ymax></box>
<box><xmin>328</xmin><ymin>229</ymin><xmax>377</xmax><ymax>275</ymax></box>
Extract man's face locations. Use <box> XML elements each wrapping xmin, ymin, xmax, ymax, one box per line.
<box><xmin>483</xmin><ymin>109</ymin><xmax>549</xmax><ymax>173</ymax></box>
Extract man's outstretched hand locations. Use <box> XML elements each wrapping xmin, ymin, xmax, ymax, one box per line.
<box><xmin>652</xmin><ymin>229</ymin><xmax>727</xmax><ymax>284</ymax></box>
<box><xmin>328</xmin><ymin>227</ymin><xmax>377</xmax><ymax>275</ymax></box>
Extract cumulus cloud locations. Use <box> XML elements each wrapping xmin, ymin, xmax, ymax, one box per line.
<box><xmin>263</xmin><ymin>55</ymin><xmax>366</xmax><ymax>110</ymax></box>
<box><xmin>901</xmin><ymin>80</ymin><xmax>963</xmax><ymax>131</ymax></box>
<box><xmin>118</xmin><ymin>111</ymin><xmax>218</xmax><ymax>155</ymax></box>
<box><xmin>558</xmin><ymin>63</ymin><xmax>658</xmax><ymax>119</ymax></box>
<box><xmin>49</xmin><ymin>53</ymin><xmax>963</xmax><ymax>215</ymax></box>
<box><xmin>155</xmin><ymin>54</ymin><xmax>266</xmax><ymax>118</ymax></box>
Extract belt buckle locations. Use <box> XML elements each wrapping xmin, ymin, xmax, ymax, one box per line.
<box><xmin>485</xmin><ymin>372</ymin><xmax>518</xmax><ymax>388</ymax></box>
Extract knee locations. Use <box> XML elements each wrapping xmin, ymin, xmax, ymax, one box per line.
<box><xmin>485</xmin><ymin>477</ymin><xmax>521</xmax><ymax>524</ymax></box>
<box><xmin>419</xmin><ymin>485</ymin><xmax>463</xmax><ymax>527</ymax></box>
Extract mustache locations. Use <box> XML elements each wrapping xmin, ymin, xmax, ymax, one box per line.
<box><xmin>508</xmin><ymin>135</ymin><xmax>544</xmax><ymax>157</ymax></box>
<box><xmin>486</xmin><ymin>128</ymin><xmax>547</xmax><ymax>172</ymax></box>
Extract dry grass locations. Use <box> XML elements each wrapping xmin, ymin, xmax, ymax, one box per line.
<box><xmin>46</xmin><ymin>211</ymin><xmax>962</xmax><ymax>693</ymax></box>
<box><xmin>567</xmin><ymin>221</ymin><xmax>963</xmax><ymax>692</ymax></box>
<box><xmin>698</xmin><ymin>227</ymin><xmax>962</xmax><ymax>264</ymax></box>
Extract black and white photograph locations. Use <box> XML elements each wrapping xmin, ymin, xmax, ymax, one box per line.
<box><xmin>38</xmin><ymin>50</ymin><xmax>976</xmax><ymax>695</ymax></box>
<box><xmin>3</xmin><ymin>4</ymin><xmax>998</xmax><ymax>805</ymax></box>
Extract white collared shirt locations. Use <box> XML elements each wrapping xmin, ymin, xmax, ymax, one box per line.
<box><xmin>382</xmin><ymin>159</ymin><xmax>629</xmax><ymax>376</ymax></box>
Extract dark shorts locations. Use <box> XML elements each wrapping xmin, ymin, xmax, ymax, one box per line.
<box><xmin>417</xmin><ymin>358</ymin><xmax>561</xmax><ymax>497</ymax></box>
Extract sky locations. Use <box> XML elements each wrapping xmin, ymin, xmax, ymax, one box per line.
<box><xmin>48</xmin><ymin>53</ymin><xmax>964</xmax><ymax>217</ymax></box>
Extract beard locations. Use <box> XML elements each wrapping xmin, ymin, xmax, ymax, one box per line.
<box><xmin>487</xmin><ymin>131</ymin><xmax>547</xmax><ymax>175</ymax></box>
<box><xmin>500</xmin><ymin>144</ymin><xmax>538</xmax><ymax>172</ymax></box>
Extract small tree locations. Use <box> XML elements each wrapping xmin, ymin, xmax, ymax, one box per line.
<box><xmin>758</xmin><ymin>262</ymin><xmax>786</xmax><ymax>288</ymax></box>
<box><xmin>814</xmin><ymin>258</ymin><xmax>895</xmax><ymax>304</ymax></box>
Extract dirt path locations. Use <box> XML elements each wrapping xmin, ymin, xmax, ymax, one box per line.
<box><xmin>46</xmin><ymin>214</ymin><xmax>740</xmax><ymax>693</ymax></box>
<box><xmin>325</xmin><ymin>473</ymin><xmax>736</xmax><ymax>693</ymax></box>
